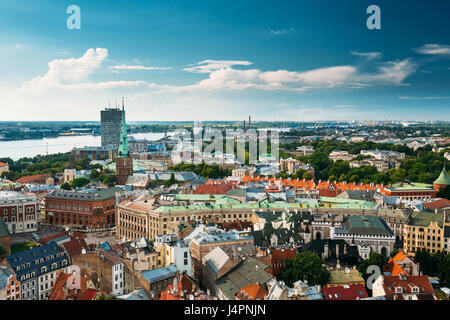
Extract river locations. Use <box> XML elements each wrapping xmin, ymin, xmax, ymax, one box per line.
<box><xmin>0</xmin><ymin>132</ymin><xmax>166</xmax><ymax>160</ymax></box>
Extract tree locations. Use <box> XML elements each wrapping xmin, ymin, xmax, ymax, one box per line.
<box><xmin>437</xmin><ymin>185</ymin><xmax>450</xmax><ymax>200</ymax></box>
<box><xmin>89</xmin><ymin>169</ymin><xmax>101</xmax><ymax>180</ymax></box>
<box><xmin>277</xmin><ymin>251</ymin><xmax>330</xmax><ymax>287</ymax></box>
<box><xmin>103</xmin><ymin>175</ymin><xmax>116</xmax><ymax>187</ymax></box>
<box><xmin>60</xmin><ymin>182</ymin><xmax>72</xmax><ymax>190</ymax></box>
<box><xmin>0</xmin><ymin>244</ymin><xmax>8</xmax><ymax>259</ymax></box>
<box><xmin>71</xmin><ymin>177</ymin><xmax>90</xmax><ymax>189</ymax></box>
<box><xmin>166</xmin><ymin>173</ymin><xmax>176</xmax><ymax>186</ymax></box>
<box><xmin>357</xmin><ymin>252</ymin><xmax>389</xmax><ymax>281</ymax></box>
<box><xmin>302</xmin><ymin>171</ymin><xmax>313</xmax><ymax>180</ymax></box>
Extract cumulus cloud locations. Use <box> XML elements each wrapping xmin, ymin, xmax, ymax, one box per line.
<box><xmin>19</xmin><ymin>48</ymin><xmax>108</xmax><ymax>93</ymax></box>
<box><xmin>415</xmin><ymin>44</ymin><xmax>450</xmax><ymax>55</ymax></box>
<box><xmin>16</xmin><ymin>48</ymin><xmax>417</xmax><ymax>97</ymax></box>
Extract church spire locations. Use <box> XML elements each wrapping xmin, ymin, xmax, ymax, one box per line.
<box><xmin>118</xmin><ymin>98</ymin><xmax>129</xmax><ymax>158</ymax></box>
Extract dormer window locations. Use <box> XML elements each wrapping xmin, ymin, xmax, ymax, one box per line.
<box><xmin>412</xmin><ymin>287</ymin><xmax>419</xmax><ymax>293</ymax></box>
<box><xmin>395</xmin><ymin>287</ymin><xmax>403</xmax><ymax>293</ymax></box>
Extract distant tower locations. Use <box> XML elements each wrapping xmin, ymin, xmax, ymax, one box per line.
<box><xmin>101</xmin><ymin>101</ymin><xmax>122</xmax><ymax>147</ymax></box>
<box><xmin>248</xmin><ymin>116</ymin><xmax>251</xmax><ymax>128</ymax></box>
<box><xmin>63</xmin><ymin>155</ymin><xmax>76</xmax><ymax>183</ymax></box>
<box><xmin>243</xmin><ymin>120</ymin><xmax>246</xmax><ymax>130</ymax></box>
<box><xmin>115</xmin><ymin>98</ymin><xmax>133</xmax><ymax>185</ymax></box>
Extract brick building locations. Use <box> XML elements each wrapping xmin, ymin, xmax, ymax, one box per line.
<box><xmin>0</xmin><ymin>266</ymin><xmax>20</xmax><ymax>300</ymax></box>
<box><xmin>187</xmin><ymin>225</ymin><xmax>254</xmax><ymax>281</ymax></box>
<box><xmin>71</xmin><ymin>249</ymin><xmax>129</xmax><ymax>296</ymax></box>
<box><xmin>44</xmin><ymin>189</ymin><xmax>118</xmax><ymax>230</ymax></box>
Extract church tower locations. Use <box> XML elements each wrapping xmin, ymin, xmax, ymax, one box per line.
<box><xmin>63</xmin><ymin>155</ymin><xmax>76</xmax><ymax>183</ymax></box>
<box><xmin>115</xmin><ymin>98</ymin><xmax>133</xmax><ymax>185</ymax></box>
<box><xmin>433</xmin><ymin>166</ymin><xmax>450</xmax><ymax>191</ymax></box>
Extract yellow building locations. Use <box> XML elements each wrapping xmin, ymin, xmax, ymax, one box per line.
<box><xmin>403</xmin><ymin>211</ymin><xmax>450</xmax><ymax>254</ymax></box>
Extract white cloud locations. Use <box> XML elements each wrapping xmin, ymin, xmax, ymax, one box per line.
<box><xmin>415</xmin><ymin>44</ymin><xmax>450</xmax><ymax>55</ymax></box>
<box><xmin>19</xmin><ymin>48</ymin><xmax>109</xmax><ymax>93</ymax></box>
<box><xmin>16</xmin><ymin>48</ymin><xmax>417</xmax><ymax>98</ymax></box>
<box><xmin>109</xmin><ymin>65</ymin><xmax>171</xmax><ymax>71</ymax></box>
<box><xmin>183</xmin><ymin>60</ymin><xmax>253</xmax><ymax>73</ymax></box>
<box><xmin>270</xmin><ymin>28</ymin><xmax>294</xmax><ymax>35</ymax></box>
<box><xmin>332</xmin><ymin>105</ymin><xmax>358</xmax><ymax>109</ymax></box>
<box><xmin>399</xmin><ymin>96</ymin><xmax>449</xmax><ymax>100</ymax></box>
<box><xmin>350</xmin><ymin>51</ymin><xmax>381</xmax><ymax>59</ymax></box>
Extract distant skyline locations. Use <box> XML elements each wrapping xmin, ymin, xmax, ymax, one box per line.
<box><xmin>0</xmin><ymin>0</ymin><xmax>449</xmax><ymax>121</ymax></box>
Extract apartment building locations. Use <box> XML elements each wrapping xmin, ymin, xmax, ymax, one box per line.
<box><xmin>0</xmin><ymin>191</ymin><xmax>39</xmax><ymax>234</ymax></box>
<box><xmin>3</xmin><ymin>242</ymin><xmax>70</xmax><ymax>300</ymax></box>
<box><xmin>403</xmin><ymin>211</ymin><xmax>450</xmax><ymax>254</ymax></box>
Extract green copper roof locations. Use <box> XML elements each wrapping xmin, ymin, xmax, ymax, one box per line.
<box><xmin>407</xmin><ymin>211</ymin><xmax>444</xmax><ymax>227</ymax></box>
<box><xmin>434</xmin><ymin>167</ymin><xmax>450</xmax><ymax>186</ymax></box>
<box><xmin>0</xmin><ymin>218</ymin><xmax>10</xmax><ymax>238</ymax></box>
<box><xmin>118</xmin><ymin>100</ymin><xmax>129</xmax><ymax>158</ymax></box>
<box><xmin>388</xmin><ymin>182</ymin><xmax>434</xmax><ymax>191</ymax></box>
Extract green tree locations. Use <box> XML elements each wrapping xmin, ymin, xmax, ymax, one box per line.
<box><xmin>302</xmin><ymin>171</ymin><xmax>313</xmax><ymax>180</ymax></box>
<box><xmin>166</xmin><ymin>173</ymin><xmax>176</xmax><ymax>186</ymax></box>
<box><xmin>71</xmin><ymin>177</ymin><xmax>90</xmax><ymax>189</ymax></box>
<box><xmin>0</xmin><ymin>244</ymin><xmax>8</xmax><ymax>259</ymax></box>
<box><xmin>89</xmin><ymin>169</ymin><xmax>101</xmax><ymax>180</ymax></box>
<box><xmin>60</xmin><ymin>182</ymin><xmax>72</xmax><ymax>190</ymax></box>
<box><xmin>103</xmin><ymin>175</ymin><xmax>116</xmax><ymax>187</ymax></box>
<box><xmin>357</xmin><ymin>252</ymin><xmax>389</xmax><ymax>281</ymax></box>
<box><xmin>437</xmin><ymin>185</ymin><xmax>450</xmax><ymax>200</ymax></box>
<box><xmin>277</xmin><ymin>251</ymin><xmax>330</xmax><ymax>287</ymax></box>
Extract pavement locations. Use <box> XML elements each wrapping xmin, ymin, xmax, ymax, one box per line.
<box><xmin>10</xmin><ymin>225</ymin><xmax>65</xmax><ymax>244</ymax></box>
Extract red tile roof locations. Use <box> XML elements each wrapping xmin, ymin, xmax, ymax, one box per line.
<box><xmin>193</xmin><ymin>183</ymin><xmax>235</xmax><ymax>195</ymax></box>
<box><xmin>159</xmin><ymin>274</ymin><xmax>197</xmax><ymax>300</ymax></box>
<box><xmin>62</xmin><ymin>237</ymin><xmax>90</xmax><ymax>258</ymax></box>
<box><xmin>235</xmin><ymin>283</ymin><xmax>268</xmax><ymax>300</ymax></box>
<box><xmin>49</xmin><ymin>273</ymin><xmax>97</xmax><ymax>300</ymax></box>
<box><xmin>217</xmin><ymin>220</ymin><xmax>253</xmax><ymax>231</ymax></box>
<box><xmin>15</xmin><ymin>174</ymin><xmax>51</xmax><ymax>184</ymax></box>
<box><xmin>39</xmin><ymin>231</ymin><xmax>86</xmax><ymax>245</ymax></box>
<box><xmin>0</xmin><ymin>162</ymin><xmax>8</xmax><ymax>168</ymax></box>
<box><xmin>424</xmin><ymin>198</ymin><xmax>450</xmax><ymax>210</ymax></box>
<box><xmin>241</xmin><ymin>176</ymin><xmax>387</xmax><ymax>193</ymax></box>
<box><xmin>382</xmin><ymin>275</ymin><xmax>434</xmax><ymax>295</ymax></box>
<box><xmin>322</xmin><ymin>284</ymin><xmax>368</xmax><ymax>300</ymax></box>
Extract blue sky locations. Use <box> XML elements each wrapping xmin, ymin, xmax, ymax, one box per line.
<box><xmin>0</xmin><ymin>0</ymin><xmax>449</xmax><ymax>121</ymax></box>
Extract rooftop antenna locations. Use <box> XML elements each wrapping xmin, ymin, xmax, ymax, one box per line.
<box><xmin>122</xmin><ymin>97</ymin><xmax>125</xmax><ymax>110</ymax></box>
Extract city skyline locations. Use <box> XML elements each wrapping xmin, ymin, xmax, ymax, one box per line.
<box><xmin>0</xmin><ymin>0</ymin><xmax>449</xmax><ymax>121</ymax></box>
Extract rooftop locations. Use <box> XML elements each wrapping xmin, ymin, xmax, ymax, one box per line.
<box><xmin>407</xmin><ymin>211</ymin><xmax>444</xmax><ymax>227</ymax></box>
<box><xmin>141</xmin><ymin>265</ymin><xmax>177</xmax><ymax>284</ymax></box>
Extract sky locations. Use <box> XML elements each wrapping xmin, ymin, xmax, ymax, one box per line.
<box><xmin>0</xmin><ymin>0</ymin><xmax>449</xmax><ymax>122</ymax></box>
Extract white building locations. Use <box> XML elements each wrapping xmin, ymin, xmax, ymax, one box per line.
<box><xmin>0</xmin><ymin>191</ymin><xmax>39</xmax><ymax>234</ymax></box>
